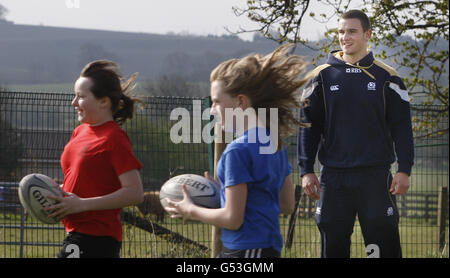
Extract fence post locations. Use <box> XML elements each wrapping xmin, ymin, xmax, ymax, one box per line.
<box><xmin>205</xmin><ymin>97</ymin><xmax>215</xmax><ymax>175</ymax></box>
<box><xmin>437</xmin><ymin>186</ymin><xmax>448</xmax><ymax>253</ymax></box>
<box><xmin>211</xmin><ymin>122</ymin><xmax>227</xmax><ymax>258</ymax></box>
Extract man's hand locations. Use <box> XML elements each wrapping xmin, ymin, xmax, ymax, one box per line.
<box><xmin>302</xmin><ymin>173</ymin><xmax>321</xmax><ymax>200</ymax></box>
<box><xmin>390</xmin><ymin>172</ymin><xmax>410</xmax><ymax>195</ymax></box>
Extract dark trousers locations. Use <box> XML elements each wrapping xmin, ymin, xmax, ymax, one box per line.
<box><xmin>315</xmin><ymin>166</ymin><xmax>402</xmax><ymax>258</ymax></box>
<box><xmin>57</xmin><ymin>231</ymin><xmax>122</xmax><ymax>258</ymax></box>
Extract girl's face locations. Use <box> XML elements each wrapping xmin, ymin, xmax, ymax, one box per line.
<box><xmin>210</xmin><ymin>80</ymin><xmax>239</xmax><ymax>131</ymax></box>
<box><xmin>210</xmin><ymin>80</ymin><xmax>255</xmax><ymax>134</ymax></box>
<box><xmin>72</xmin><ymin>77</ymin><xmax>112</xmax><ymax>125</ymax></box>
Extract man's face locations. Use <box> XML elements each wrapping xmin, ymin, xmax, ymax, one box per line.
<box><xmin>338</xmin><ymin>18</ymin><xmax>371</xmax><ymax>57</ymax></box>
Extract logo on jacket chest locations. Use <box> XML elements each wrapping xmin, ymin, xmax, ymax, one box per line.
<box><xmin>367</xmin><ymin>82</ymin><xmax>376</xmax><ymax>91</ymax></box>
<box><xmin>330</xmin><ymin>85</ymin><xmax>340</xmax><ymax>92</ymax></box>
<box><xmin>346</xmin><ymin>68</ymin><xmax>362</xmax><ymax>73</ymax></box>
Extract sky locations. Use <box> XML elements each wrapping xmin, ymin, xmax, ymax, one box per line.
<box><xmin>0</xmin><ymin>0</ymin><xmax>358</xmax><ymax>41</ymax></box>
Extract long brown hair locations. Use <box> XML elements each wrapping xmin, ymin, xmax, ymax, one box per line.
<box><xmin>210</xmin><ymin>44</ymin><xmax>309</xmax><ymax>149</ymax></box>
<box><xmin>80</xmin><ymin>60</ymin><xmax>142</xmax><ymax>125</ymax></box>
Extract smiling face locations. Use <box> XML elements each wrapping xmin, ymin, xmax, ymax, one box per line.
<box><xmin>210</xmin><ymin>80</ymin><xmax>239</xmax><ymax>131</ymax></box>
<box><xmin>72</xmin><ymin>77</ymin><xmax>113</xmax><ymax>126</ymax></box>
<box><xmin>210</xmin><ymin>80</ymin><xmax>256</xmax><ymax>135</ymax></box>
<box><xmin>338</xmin><ymin>17</ymin><xmax>371</xmax><ymax>63</ymax></box>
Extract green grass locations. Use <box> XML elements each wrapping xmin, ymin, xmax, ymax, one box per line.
<box><xmin>1</xmin><ymin>209</ymin><xmax>448</xmax><ymax>258</ymax></box>
<box><xmin>289</xmin><ymin>167</ymin><xmax>449</xmax><ymax>192</ymax></box>
<box><xmin>410</xmin><ymin>169</ymin><xmax>449</xmax><ymax>192</ymax></box>
<box><xmin>280</xmin><ymin>217</ymin><xmax>449</xmax><ymax>258</ymax></box>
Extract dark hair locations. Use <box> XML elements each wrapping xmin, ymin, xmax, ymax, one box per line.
<box><xmin>80</xmin><ymin>60</ymin><xmax>142</xmax><ymax>125</ymax></box>
<box><xmin>341</xmin><ymin>9</ymin><xmax>371</xmax><ymax>31</ymax></box>
<box><xmin>210</xmin><ymin>44</ymin><xmax>310</xmax><ymax>150</ymax></box>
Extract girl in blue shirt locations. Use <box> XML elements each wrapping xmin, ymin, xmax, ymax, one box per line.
<box><xmin>165</xmin><ymin>44</ymin><xmax>309</xmax><ymax>258</ymax></box>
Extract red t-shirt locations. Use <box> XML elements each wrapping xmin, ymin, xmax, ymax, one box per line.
<box><xmin>60</xmin><ymin>121</ymin><xmax>142</xmax><ymax>241</ymax></box>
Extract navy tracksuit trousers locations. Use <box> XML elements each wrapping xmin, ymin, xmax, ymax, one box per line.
<box><xmin>315</xmin><ymin>165</ymin><xmax>402</xmax><ymax>258</ymax></box>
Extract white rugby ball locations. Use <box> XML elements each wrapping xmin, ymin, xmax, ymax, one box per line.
<box><xmin>18</xmin><ymin>173</ymin><xmax>63</xmax><ymax>224</ymax></box>
<box><xmin>160</xmin><ymin>174</ymin><xmax>220</xmax><ymax>209</ymax></box>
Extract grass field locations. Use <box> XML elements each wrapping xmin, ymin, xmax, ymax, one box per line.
<box><xmin>1</xmin><ymin>208</ymin><xmax>448</xmax><ymax>258</ymax></box>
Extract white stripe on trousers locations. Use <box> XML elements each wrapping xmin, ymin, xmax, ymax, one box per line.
<box><xmin>244</xmin><ymin>248</ymin><xmax>262</xmax><ymax>258</ymax></box>
<box><xmin>257</xmin><ymin>248</ymin><xmax>262</xmax><ymax>258</ymax></box>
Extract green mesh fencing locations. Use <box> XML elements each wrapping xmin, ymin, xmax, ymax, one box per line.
<box><xmin>0</xmin><ymin>92</ymin><xmax>448</xmax><ymax>258</ymax></box>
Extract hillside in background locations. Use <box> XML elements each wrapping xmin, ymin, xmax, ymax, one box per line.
<box><xmin>0</xmin><ymin>22</ymin><xmax>301</xmax><ymax>86</ymax></box>
<box><xmin>1</xmin><ymin>21</ymin><xmax>447</xmax><ymax>98</ymax></box>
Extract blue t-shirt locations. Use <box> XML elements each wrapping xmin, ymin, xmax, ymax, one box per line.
<box><xmin>216</xmin><ymin>127</ymin><xmax>292</xmax><ymax>252</ymax></box>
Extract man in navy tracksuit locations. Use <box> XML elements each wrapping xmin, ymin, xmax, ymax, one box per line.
<box><xmin>298</xmin><ymin>10</ymin><xmax>414</xmax><ymax>258</ymax></box>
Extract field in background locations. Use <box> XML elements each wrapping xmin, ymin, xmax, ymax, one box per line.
<box><xmin>1</xmin><ymin>209</ymin><xmax>448</xmax><ymax>258</ymax></box>
<box><xmin>5</xmin><ymin>81</ymin><xmax>211</xmax><ymax>97</ymax></box>
<box><xmin>7</xmin><ymin>83</ymin><xmax>147</xmax><ymax>96</ymax></box>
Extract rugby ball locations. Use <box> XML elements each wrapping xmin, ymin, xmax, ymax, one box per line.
<box><xmin>160</xmin><ymin>174</ymin><xmax>220</xmax><ymax>209</ymax></box>
<box><xmin>18</xmin><ymin>173</ymin><xmax>63</xmax><ymax>224</ymax></box>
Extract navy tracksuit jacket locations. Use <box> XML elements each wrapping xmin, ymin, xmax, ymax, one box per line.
<box><xmin>298</xmin><ymin>50</ymin><xmax>414</xmax><ymax>258</ymax></box>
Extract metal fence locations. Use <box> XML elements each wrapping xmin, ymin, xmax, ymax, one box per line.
<box><xmin>0</xmin><ymin>91</ymin><xmax>448</xmax><ymax>258</ymax></box>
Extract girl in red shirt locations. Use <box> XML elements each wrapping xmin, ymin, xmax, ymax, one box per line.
<box><xmin>47</xmin><ymin>60</ymin><xmax>144</xmax><ymax>258</ymax></box>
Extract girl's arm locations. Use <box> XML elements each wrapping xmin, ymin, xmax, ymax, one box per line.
<box><xmin>166</xmin><ymin>183</ymin><xmax>247</xmax><ymax>231</ymax></box>
<box><xmin>46</xmin><ymin>169</ymin><xmax>144</xmax><ymax>219</ymax></box>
